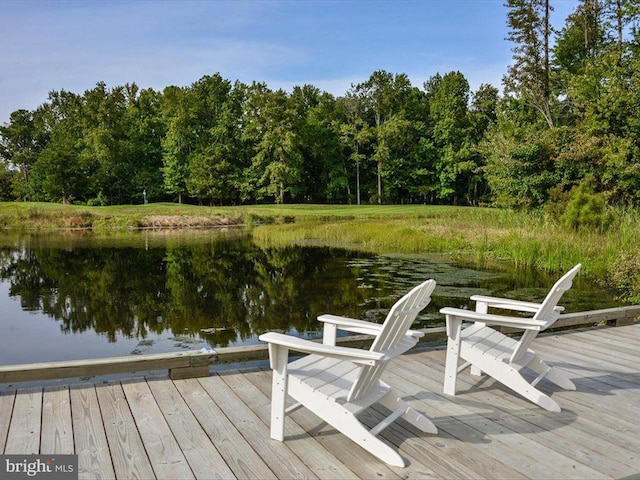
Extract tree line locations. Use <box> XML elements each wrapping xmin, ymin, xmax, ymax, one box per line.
<box><xmin>1</xmin><ymin>0</ymin><xmax>638</xmax><ymax>214</ymax></box>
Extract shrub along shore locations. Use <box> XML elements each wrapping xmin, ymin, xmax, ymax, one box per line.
<box><xmin>1</xmin><ymin>202</ymin><xmax>638</xmax><ymax>302</ymax></box>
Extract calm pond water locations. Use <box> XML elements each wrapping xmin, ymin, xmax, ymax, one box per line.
<box><xmin>0</xmin><ymin>229</ymin><xmax>623</xmax><ymax>366</ymax></box>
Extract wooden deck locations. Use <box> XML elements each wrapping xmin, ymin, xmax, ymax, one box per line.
<box><xmin>1</xmin><ymin>324</ymin><xmax>638</xmax><ymax>479</ymax></box>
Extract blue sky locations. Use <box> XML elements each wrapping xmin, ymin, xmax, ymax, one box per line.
<box><xmin>1</xmin><ymin>0</ymin><xmax>580</xmax><ymax>126</ymax></box>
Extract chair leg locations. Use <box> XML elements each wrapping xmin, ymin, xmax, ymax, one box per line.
<box><xmin>476</xmin><ymin>358</ymin><xmax>562</xmax><ymax>412</ymax></box>
<box><xmin>545</xmin><ymin>367</ymin><xmax>576</xmax><ymax>391</ymax></box>
<box><xmin>269</xmin><ymin>344</ymin><xmax>289</xmax><ymax>441</ymax></box>
<box><xmin>527</xmin><ymin>355</ymin><xmax>576</xmax><ymax>391</ymax></box>
<box><xmin>377</xmin><ymin>391</ymin><xmax>437</xmax><ymax>434</ymax></box>
<box><xmin>515</xmin><ymin>377</ymin><xmax>561</xmax><ymax>412</ymax></box>
<box><xmin>443</xmin><ymin>318</ymin><xmax>462</xmax><ymax>396</ymax></box>
<box><xmin>337</xmin><ymin>412</ymin><xmax>406</xmax><ymax>467</ymax></box>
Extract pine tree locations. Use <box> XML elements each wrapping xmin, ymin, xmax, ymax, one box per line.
<box><xmin>503</xmin><ymin>0</ymin><xmax>554</xmax><ymax>128</ymax></box>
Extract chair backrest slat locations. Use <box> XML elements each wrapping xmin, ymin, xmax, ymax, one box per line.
<box><xmin>347</xmin><ymin>279</ymin><xmax>436</xmax><ymax>402</ymax></box>
<box><xmin>533</xmin><ymin>264</ymin><xmax>581</xmax><ymax>326</ymax></box>
<box><xmin>510</xmin><ymin>264</ymin><xmax>581</xmax><ymax>364</ymax></box>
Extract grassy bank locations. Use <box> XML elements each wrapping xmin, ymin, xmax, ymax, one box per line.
<box><xmin>0</xmin><ymin>202</ymin><xmax>245</xmax><ymax>230</ymax></box>
<box><xmin>0</xmin><ymin>202</ymin><xmax>481</xmax><ymax>230</ymax></box>
<box><xmin>1</xmin><ymin>202</ymin><xmax>639</xmax><ymax>301</ymax></box>
<box><xmin>249</xmin><ymin>205</ymin><xmax>640</xmax><ymax>302</ymax></box>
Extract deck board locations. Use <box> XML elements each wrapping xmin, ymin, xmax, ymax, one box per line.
<box><xmin>173</xmin><ymin>377</ymin><xmax>278</xmax><ymax>480</ymax></box>
<box><xmin>1</xmin><ymin>324</ymin><xmax>639</xmax><ymax>480</ymax></box>
<box><xmin>145</xmin><ymin>377</ymin><xmax>236</xmax><ymax>480</ymax></box>
<box><xmin>4</xmin><ymin>388</ymin><xmax>42</xmax><ymax>454</ymax></box>
<box><xmin>4</xmin><ymin>387</ymin><xmax>41</xmax><ymax>455</ymax></box>
<box><xmin>70</xmin><ymin>384</ymin><xmax>115</xmax><ymax>480</ymax></box>
<box><xmin>0</xmin><ymin>390</ymin><xmax>15</xmax><ymax>453</ymax></box>
<box><xmin>41</xmin><ymin>386</ymin><xmax>74</xmax><ymax>454</ymax></box>
<box><xmin>121</xmin><ymin>379</ymin><xmax>195</xmax><ymax>480</ymax></box>
<box><xmin>95</xmin><ymin>382</ymin><xmax>155</xmax><ymax>480</ymax></box>
<box><xmin>199</xmin><ymin>374</ymin><xmax>319</xmax><ymax>480</ymax></box>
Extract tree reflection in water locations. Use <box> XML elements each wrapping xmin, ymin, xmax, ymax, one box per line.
<box><xmin>0</xmin><ymin>230</ymin><xmax>622</xmax><ymax>364</ymax></box>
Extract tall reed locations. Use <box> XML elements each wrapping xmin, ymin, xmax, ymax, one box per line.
<box><xmin>251</xmin><ymin>207</ymin><xmax>640</xmax><ymax>300</ymax></box>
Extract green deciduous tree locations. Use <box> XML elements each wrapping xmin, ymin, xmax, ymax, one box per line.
<box><xmin>81</xmin><ymin>82</ymin><xmax>132</xmax><ymax>204</ymax></box>
<box><xmin>338</xmin><ymin>91</ymin><xmax>374</xmax><ymax>204</ymax></box>
<box><xmin>125</xmin><ymin>86</ymin><xmax>165</xmax><ymax>203</ymax></box>
<box><xmin>0</xmin><ymin>109</ymin><xmax>47</xmax><ymax>200</ymax></box>
<box><xmin>32</xmin><ymin>90</ymin><xmax>90</xmax><ymax>203</ymax></box>
<box><xmin>161</xmin><ymin>85</ymin><xmax>192</xmax><ymax>204</ymax></box>
<box><xmin>289</xmin><ymin>85</ymin><xmax>344</xmax><ymax>203</ymax></box>
<box><xmin>243</xmin><ymin>86</ymin><xmax>303</xmax><ymax>204</ymax></box>
<box><xmin>425</xmin><ymin>71</ymin><xmax>484</xmax><ymax>204</ymax></box>
<box><xmin>354</xmin><ymin>70</ymin><xmax>412</xmax><ymax>203</ymax></box>
<box><xmin>183</xmin><ymin>75</ymin><xmax>245</xmax><ymax>205</ymax></box>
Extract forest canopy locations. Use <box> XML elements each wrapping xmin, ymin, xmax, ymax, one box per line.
<box><xmin>1</xmin><ymin>0</ymin><xmax>639</xmax><ymax>211</ymax></box>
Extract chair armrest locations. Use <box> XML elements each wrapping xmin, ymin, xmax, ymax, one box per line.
<box><xmin>470</xmin><ymin>295</ymin><xmax>565</xmax><ymax>313</ymax></box>
<box><xmin>318</xmin><ymin>314</ymin><xmax>382</xmax><ymax>335</ymax></box>
<box><xmin>439</xmin><ymin>307</ymin><xmax>547</xmax><ymax>330</ymax></box>
<box><xmin>470</xmin><ymin>295</ymin><xmax>542</xmax><ymax>313</ymax></box>
<box><xmin>318</xmin><ymin>314</ymin><xmax>425</xmax><ymax>339</ymax></box>
<box><xmin>406</xmin><ymin>328</ymin><xmax>426</xmax><ymax>339</ymax></box>
<box><xmin>259</xmin><ymin>332</ymin><xmax>385</xmax><ymax>366</ymax></box>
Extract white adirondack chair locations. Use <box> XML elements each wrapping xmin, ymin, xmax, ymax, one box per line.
<box><xmin>440</xmin><ymin>264</ymin><xmax>581</xmax><ymax>412</ymax></box>
<box><xmin>259</xmin><ymin>279</ymin><xmax>437</xmax><ymax>468</ymax></box>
